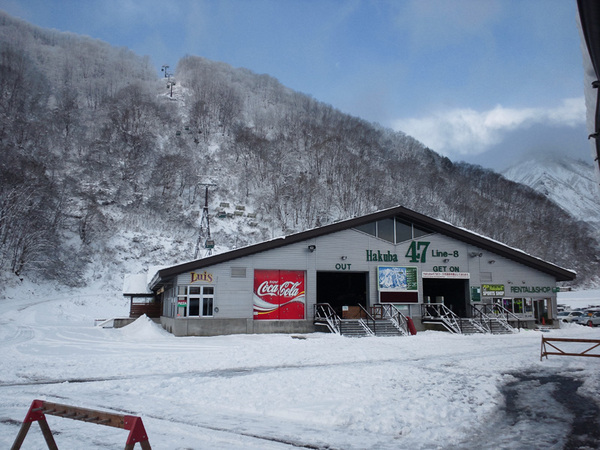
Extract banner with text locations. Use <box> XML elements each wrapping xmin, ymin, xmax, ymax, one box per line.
<box><xmin>253</xmin><ymin>270</ymin><xmax>305</xmax><ymax>320</ymax></box>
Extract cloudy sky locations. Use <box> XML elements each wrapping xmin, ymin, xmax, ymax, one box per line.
<box><xmin>0</xmin><ymin>0</ymin><xmax>592</xmax><ymax>170</ymax></box>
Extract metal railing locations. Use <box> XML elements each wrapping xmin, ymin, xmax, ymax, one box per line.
<box><xmin>371</xmin><ymin>303</ymin><xmax>410</xmax><ymax>336</ymax></box>
<box><xmin>358</xmin><ymin>304</ymin><xmax>377</xmax><ymax>336</ymax></box>
<box><xmin>473</xmin><ymin>303</ymin><xmax>522</xmax><ymax>332</ymax></box>
<box><xmin>421</xmin><ymin>303</ymin><xmax>462</xmax><ymax>334</ymax></box>
<box><xmin>314</xmin><ymin>303</ymin><xmax>341</xmax><ymax>335</ymax></box>
<box><xmin>470</xmin><ymin>304</ymin><xmax>492</xmax><ymax>333</ymax></box>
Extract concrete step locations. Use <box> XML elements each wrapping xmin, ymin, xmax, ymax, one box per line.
<box><xmin>340</xmin><ymin>320</ymin><xmax>370</xmax><ymax>337</ymax></box>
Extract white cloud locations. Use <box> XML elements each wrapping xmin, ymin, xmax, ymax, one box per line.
<box><xmin>391</xmin><ymin>97</ymin><xmax>585</xmax><ymax>156</ymax></box>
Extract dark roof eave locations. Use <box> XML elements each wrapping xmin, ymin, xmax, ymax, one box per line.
<box><xmin>578</xmin><ymin>0</ymin><xmax>600</xmax><ymax>176</ymax></box>
<box><xmin>151</xmin><ymin>205</ymin><xmax>575</xmax><ymax>288</ymax></box>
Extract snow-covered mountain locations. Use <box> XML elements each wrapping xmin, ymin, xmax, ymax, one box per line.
<box><xmin>1</xmin><ymin>10</ymin><xmax>599</xmax><ymax>288</ymax></box>
<box><xmin>502</xmin><ymin>157</ymin><xmax>600</xmax><ymax>232</ymax></box>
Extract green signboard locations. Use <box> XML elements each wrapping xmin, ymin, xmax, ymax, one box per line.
<box><xmin>482</xmin><ymin>284</ymin><xmax>505</xmax><ymax>296</ymax></box>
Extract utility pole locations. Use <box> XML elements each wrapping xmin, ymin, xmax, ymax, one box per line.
<box><xmin>194</xmin><ymin>183</ymin><xmax>217</xmax><ymax>259</ymax></box>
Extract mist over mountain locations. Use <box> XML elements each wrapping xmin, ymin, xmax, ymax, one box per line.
<box><xmin>1</xmin><ymin>11</ymin><xmax>598</xmax><ymax>290</ymax></box>
<box><xmin>503</xmin><ymin>157</ymin><xmax>600</xmax><ymax>235</ymax></box>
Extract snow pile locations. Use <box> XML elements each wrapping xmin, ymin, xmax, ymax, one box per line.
<box><xmin>0</xmin><ymin>288</ymin><xmax>599</xmax><ymax>449</ymax></box>
<box><xmin>119</xmin><ymin>314</ymin><xmax>173</xmax><ymax>340</ymax></box>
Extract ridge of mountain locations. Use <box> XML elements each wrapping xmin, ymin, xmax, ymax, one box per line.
<box><xmin>502</xmin><ymin>157</ymin><xmax>600</xmax><ymax>231</ymax></box>
<box><xmin>0</xmin><ymin>10</ymin><xmax>599</xmax><ymax>288</ymax></box>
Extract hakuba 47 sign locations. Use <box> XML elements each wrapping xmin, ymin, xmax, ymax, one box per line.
<box><xmin>253</xmin><ymin>270</ymin><xmax>305</xmax><ymax>320</ymax></box>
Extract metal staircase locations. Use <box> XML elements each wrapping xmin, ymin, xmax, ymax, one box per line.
<box><xmin>315</xmin><ymin>302</ymin><xmax>521</xmax><ymax>336</ymax></box>
<box><xmin>340</xmin><ymin>319</ymin><xmax>374</xmax><ymax>337</ymax></box>
<box><xmin>421</xmin><ymin>303</ymin><xmax>521</xmax><ymax>335</ymax></box>
<box><xmin>314</xmin><ymin>303</ymin><xmax>410</xmax><ymax>337</ymax></box>
<box><xmin>473</xmin><ymin>304</ymin><xmax>522</xmax><ymax>334</ymax></box>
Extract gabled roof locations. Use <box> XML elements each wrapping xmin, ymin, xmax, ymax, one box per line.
<box><xmin>150</xmin><ymin>205</ymin><xmax>575</xmax><ymax>288</ymax></box>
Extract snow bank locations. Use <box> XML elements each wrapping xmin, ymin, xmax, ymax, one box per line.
<box><xmin>119</xmin><ymin>314</ymin><xmax>173</xmax><ymax>339</ymax></box>
<box><xmin>1</xmin><ymin>287</ymin><xmax>599</xmax><ymax>449</ymax></box>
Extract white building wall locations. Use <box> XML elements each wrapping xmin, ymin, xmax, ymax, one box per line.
<box><xmin>171</xmin><ymin>227</ymin><xmax>559</xmax><ymax>324</ymax></box>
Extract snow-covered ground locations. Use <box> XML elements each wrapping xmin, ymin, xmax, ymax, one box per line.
<box><xmin>1</xmin><ymin>284</ymin><xmax>599</xmax><ymax>449</ymax></box>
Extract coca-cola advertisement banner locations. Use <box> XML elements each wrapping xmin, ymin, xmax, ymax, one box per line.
<box><xmin>253</xmin><ymin>270</ymin><xmax>305</xmax><ymax>320</ymax></box>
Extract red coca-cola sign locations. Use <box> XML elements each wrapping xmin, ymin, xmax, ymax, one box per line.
<box><xmin>253</xmin><ymin>270</ymin><xmax>305</xmax><ymax>320</ymax></box>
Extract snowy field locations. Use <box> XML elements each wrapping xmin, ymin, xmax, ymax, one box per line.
<box><xmin>1</xmin><ymin>283</ymin><xmax>599</xmax><ymax>449</ymax></box>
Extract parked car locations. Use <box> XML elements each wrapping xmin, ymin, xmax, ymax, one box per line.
<box><xmin>558</xmin><ymin>310</ymin><xmax>585</xmax><ymax>323</ymax></box>
<box><xmin>574</xmin><ymin>310</ymin><xmax>600</xmax><ymax>327</ymax></box>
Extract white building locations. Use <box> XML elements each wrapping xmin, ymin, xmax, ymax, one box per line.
<box><xmin>144</xmin><ymin>205</ymin><xmax>574</xmax><ymax>336</ymax></box>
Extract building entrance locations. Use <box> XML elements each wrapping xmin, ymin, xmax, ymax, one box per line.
<box><xmin>423</xmin><ymin>278</ymin><xmax>469</xmax><ymax>317</ymax></box>
<box><xmin>317</xmin><ymin>272</ymin><xmax>368</xmax><ymax>316</ymax></box>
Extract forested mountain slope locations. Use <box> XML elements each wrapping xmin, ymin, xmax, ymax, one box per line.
<box><xmin>0</xmin><ymin>11</ymin><xmax>598</xmax><ymax>289</ymax></box>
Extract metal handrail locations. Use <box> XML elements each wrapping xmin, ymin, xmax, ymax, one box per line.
<box><xmin>421</xmin><ymin>303</ymin><xmax>462</xmax><ymax>334</ymax></box>
<box><xmin>357</xmin><ymin>318</ymin><xmax>376</xmax><ymax>336</ymax></box>
<box><xmin>470</xmin><ymin>305</ymin><xmax>492</xmax><ymax>333</ymax></box>
<box><xmin>372</xmin><ymin>303</ymin><xmax>410</xmax><ymax>336</ymax></box>
<box><xmin>358</xmin><ymin>304</ymin><xmax>377</xmax><ymax>335</ymax></box>
<box><xmin>473</xmin><ymin>303</ymin><xmax>521</xmax><ymax>332</ymax></box>
<box><xmin>491</xmin><ymin>303</ymin><xmax>521</xmax><ymax>331</ymax></box>
<box><xmin>314</xmin><ymin>303</ymin><xmax>341</xmax><ymax>335</ymax></box>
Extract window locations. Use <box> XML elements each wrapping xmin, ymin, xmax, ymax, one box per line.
<box><xmin>413</xmin><ymin>224</ymin><xmax>433</xmax><ymax>238</ymax></box>
<box><xmin>378</xmin><ymin>218</ymin><xmax>395</xmax><ymax>243</ymax></box>
<box><xmin>355</xmin><ymin>222</ymin><xmax>376</xmax><ymax>236</ymax></box>
<box><xmin>177</xmin><ymin>285</ymin><xmax>215</xmax><ymax>317</ymax></box>
<box><xmin>202</xmin><ymin>287</ymin><xmax>214</xmax><ymax>316</ymax></box>
<box><xmin>395</xmin><ymin>218</ymin><xmax>413</xmax><ymax>243</ymax></box>
<box><xmin>231</xmin><ymin>267</ymin><xmax>247</xmax><ymax>278</ymax></box>
<box><xmin>480</xmin><ymin>272</ymin><xmax>493</xmax><ymax>282</ymax></box>
<box><xmin>355</xmin><ymin>217</ymin><xmax>434</xmax><ymax>243</ymax></box>
<box><xmin>495</xmin><ymin>298</ymin><xmax>528</xmax><ymax>315</ymax></box>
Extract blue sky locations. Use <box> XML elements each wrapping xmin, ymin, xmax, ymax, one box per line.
<box><xmin>0</xmin><ymin>0</ymin><xmax>591</xmax><ymax>170</ymax></box>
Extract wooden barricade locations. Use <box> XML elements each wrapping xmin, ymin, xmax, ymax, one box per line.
<box><xmin>11</xmin><ymin>399</ymin><xmax>151</xmax><ymax>450</ymax></box>
<box><xmin>540</xmin><ymin>336</ymin><xmax>600</xmax><ymax>361</ymax></box>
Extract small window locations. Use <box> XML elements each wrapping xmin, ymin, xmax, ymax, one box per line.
<box><xmin>395</xmin><ymin>218</ymin><xmax>413</xmax><ymax>243</ymax></box>
<box><xmin>480</xmin><ymin>272</ymin><xmax>492</xmax><ymax>282</ymax></box>
<box><xmin>184</xmin><ymin>285</ymin><xmax>215</xmax><ymax>317</ymax></box>
<box><xmin>355</xmin><ymin>222</ymin><xmax>376</xmax><ymax>236</ymax></box>
<box><xmin>377</xmin><ymin>218</ymin><xmax>395</xmax><ymax>243</ymax></box>
<box><xmin>202</xmin><ymin>297</ymin><xmax>213</xmax><ymax>316</ymax></box>
<box><xmin>189</xmin><ymin>298</ymin><xmax>200</xmax><ymax>316</ymax></box>
<box><xmin>413</xmin><ymin>224</ymin><xmax>433</xmax><ymax>238</ymax></box>
<box><xmin>231</xmin><ymin>267</ymin><xmax>246</xmax><ymax>278</ymax></box>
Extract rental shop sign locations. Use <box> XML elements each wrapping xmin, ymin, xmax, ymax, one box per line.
<box><xmin>510</xmin><ymin>286</ymin><xmax>558</xmax><ymax>294</ymax></box>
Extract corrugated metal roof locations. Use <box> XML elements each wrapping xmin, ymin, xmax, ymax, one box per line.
<box><xmin>150</xmin><ymin>205</ymin><xmax>575</xmax><ymax>288</ymax></box>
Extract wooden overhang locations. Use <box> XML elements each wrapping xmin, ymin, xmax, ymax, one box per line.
<box><xmin>149</xmin><ymin>205</ymin><xmax>575</xmax><ymax>290</ymax></box>
<box><xmin>578</xmin><ymin>0</ymin><xmax>600</xmax><ymax>178</ymax></box>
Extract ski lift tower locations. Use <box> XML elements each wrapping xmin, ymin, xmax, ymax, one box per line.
<box><xmin>194</xmin><ymin>183</ymin><xmax>217</xmax><ymax>259</ymax></box>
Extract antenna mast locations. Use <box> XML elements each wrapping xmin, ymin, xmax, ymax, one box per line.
<box><xmin>194</xmin><ymin>183</ymin><xmax>217</xmax><ymax>259</ymax></box>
